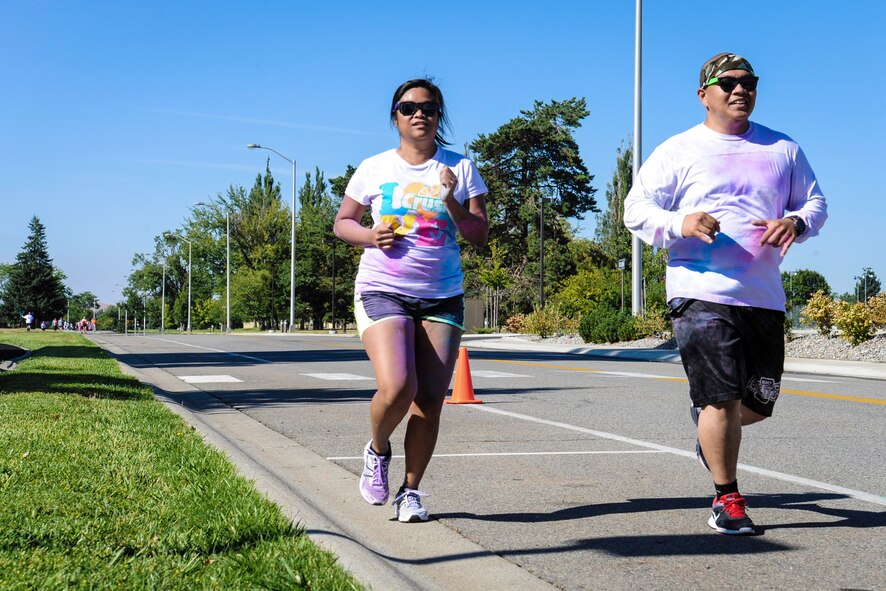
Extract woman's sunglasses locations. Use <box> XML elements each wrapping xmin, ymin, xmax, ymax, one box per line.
<box><xmin>704</xmin><ymin>75</ymin><xmax>759</xmax><ymax>93</ymax></box>
<box><xmin>393</xmin><ymin>101</ymin><xmax>440</xmax><ymax>117</ymax></box>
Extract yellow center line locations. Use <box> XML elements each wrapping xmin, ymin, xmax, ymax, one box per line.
<box><xmin>780</xmin><ymin>388</ymin><xmax>886</xmax><ymax>405</ymax></box>
<box><xmin>487</xmin><ymin>359</ymin><xmax>886</xmax><ymax>406</ymax></box>
<box><xmin>305</xmin><ymin>340</ymin><xmax>886</xmax><ymax>406</ymax></box>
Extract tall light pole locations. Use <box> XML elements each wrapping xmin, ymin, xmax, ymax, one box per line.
<box><xmin>247</xmin><ymin>143</ymin><xmax>296</xmax><ymax>332</ymax></box>
<box><xmin>631</xmin><ymin>0</ymin><xmax>644</xmax><ymax>316</ymax></box>
<box><xmin>226</xmin><ymin>210</ymin><xmax>230</xmax><ymax>334</ymax></box>
<box><xmin>539</xmin><ymin>188</ymin><xmax>545</xmax><ymax>310</ymax></box>
<box><xmin>161</xmin><ymin>263</ymin><xmax>166</xmax><ymax>334</ymax></box>
<box><xmin>165</xmin><ymin>232</ymin><xmax>192</xmax><ymax>333</ymax></box>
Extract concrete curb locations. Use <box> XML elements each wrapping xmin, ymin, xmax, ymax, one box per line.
<box><xmin>94</xmin><ymin>337</ymin><xmax>557</xmax><ymax>591</ymax></box>
<box><xmin>0</xmin><ymin>347</ymin><xmax>31</xmax><ymax>372</ymax></box>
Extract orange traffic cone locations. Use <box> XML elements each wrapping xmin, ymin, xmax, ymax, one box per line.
<box><xmin>445</xmin><ymin>346</ymin><xmax>483</xmax><ymax>404</ymax></box>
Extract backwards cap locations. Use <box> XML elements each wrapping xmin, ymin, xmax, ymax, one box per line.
<box><xmin>699</xmin><ymin>53</ymin><xmax>755</xmax><ymax>87</ymax></box>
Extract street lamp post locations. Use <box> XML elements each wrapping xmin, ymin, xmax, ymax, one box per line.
<box><xmin>161</xmin><ymin>263</ymin><xmax>166</xmax><ymax>334</ymax></box>
<box><xmin>619</xmin><ymin>259</ymin><xmax>626</xmax><ymax>311</ymax></box>
<box><xmin>863</xmin><ymin>268</ymin><xmax>869</xmax><ymax>304</ymax></box>
<box><xmin>247</xmin><ymin>143</ymin><xmax>296</xmax><ymax>332</ymax></box>
<box><xmin>226</xmin><ymin>210</ymin><xmax>230</xmax><ymax>334</ymax></box>
<box><xmin>329</xmin><ymin>235</ymin><xmax>337</xmax><ymax>333</ymax></box>
<box><xmin>539</xmin><ymin>188</ymin><xmax>545</xmax><ymax>310</ymax></box>
<box><xmin>165</xmin><ymin>232</ymin><xmax>192</xmax><ymax>333</ymax></box>
<box><xmin>631</xmin><ymin>0</ymin><xmax>644</xmax><ymax>316</ymax></box>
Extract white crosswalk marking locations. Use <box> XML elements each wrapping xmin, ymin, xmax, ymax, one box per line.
<box><xmin>470</xmin><ymin>370</ymin><xmax>530</xmax><ymax>378</ymax></box>
<box><xmin>302</xmin><ymin>373</ymin><xmax>373</xmax><ymax>381</ymax></box>
<box><xmin>179</xmin><ymin>375</ymin><xmax>242</xmax><ymax>383</ymax></box>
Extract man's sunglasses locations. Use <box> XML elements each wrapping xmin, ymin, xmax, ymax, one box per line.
<box><xmin>703</xmin><ymin>75</ymin><xmax>759</xmax><ymax>93</ymax></box>
<box><xmin>393</xmin><ymin>101</ymin><xmax>440</xmax><ymax>117</ymax></box>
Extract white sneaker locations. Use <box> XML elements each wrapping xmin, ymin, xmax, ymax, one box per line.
<box><xmin>392</xmin><ymin>489</ymin><xmax>429</xmax><ymax>523</ymax></box>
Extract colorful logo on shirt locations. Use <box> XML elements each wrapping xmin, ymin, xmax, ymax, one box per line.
<box><xmin>379</xmin><ymin>181</ymin><xmax>452</xmax><ymax>246</ymax></box>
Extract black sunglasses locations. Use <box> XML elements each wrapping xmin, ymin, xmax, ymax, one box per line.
<box><xmin>704</xmin><ymin>75</ymin><xmax>759</xmax><ymax>93</ymax></box>
<box><xmin>393</xmin><ymin>101</ymin><xmax>440</xmax><ymax>117</ymax></box>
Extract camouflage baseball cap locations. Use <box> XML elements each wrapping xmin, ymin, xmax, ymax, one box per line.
<box><xmin>699</xmin><ymin>53</ymin><xmax>755</xmax><ymax>87</ymax></box>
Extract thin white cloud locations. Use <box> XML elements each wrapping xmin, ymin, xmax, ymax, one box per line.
<box><xmin>143</xmin><ymin>108</ymin><xmax>386</xmax><ymax>137</ymax></box>
<box><xmin>130</xmin><ymin>159</ymin><xmax>259</xmax><ymax>172</ymax></box>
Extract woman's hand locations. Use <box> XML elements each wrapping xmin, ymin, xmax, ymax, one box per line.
<box><xmin>440</xmin><ymin>167</ymin><xmax>458</xmax><ymax>203</ymax></box>
<box><xmin>372</xmin><ymin>223</ymin><xmax>397</xmax><ymax>250</ymax></box>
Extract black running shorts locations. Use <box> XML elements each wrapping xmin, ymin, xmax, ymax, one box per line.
<box><xmin>669</xmin><ymin>298</ymin><xmax>785</xmax><ymax>417</ymax></box>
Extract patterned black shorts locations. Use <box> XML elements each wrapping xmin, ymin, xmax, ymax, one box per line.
<box><xmin>670</xmin><ymin>298</ymin><xmax>785</xmax><ymax>417</ymax></box>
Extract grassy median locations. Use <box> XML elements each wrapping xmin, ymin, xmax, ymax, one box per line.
<box><xmin>0</xmin><ymin>330</ymin><xmax>362</xmax><ymax>590</ymax></box>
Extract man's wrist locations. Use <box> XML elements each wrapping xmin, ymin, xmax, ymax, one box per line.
<box><xmin>786</xmin><ymin>215</ymin><xmax>806</xmax><ymax>236</ymax></box>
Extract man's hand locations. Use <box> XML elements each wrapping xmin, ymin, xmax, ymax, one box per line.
<box><xmin>752</xmin><ymin>218</ymin><xmax>796</xmax><ymax>257</ymax></box>
<box><xmin>681</xmin><ymin>212</ymin><xmax>721</xmax><ymax>244</ymax></box>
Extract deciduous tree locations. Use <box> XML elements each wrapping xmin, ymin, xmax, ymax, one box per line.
<box><xmin>469</xmin><ymin>98</ymin><xmax>597</xmax><ymax>311</ymax></box>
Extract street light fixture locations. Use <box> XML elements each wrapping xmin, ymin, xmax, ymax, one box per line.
<box><xmin>165</xmin><ymin>232</ymin><xmax>192</xmax><ymax>333</ymax></box>
<box><xmin>247</xmin><ymin>143</ymin><xmax>296</xmax><ymax>332</ymax></box>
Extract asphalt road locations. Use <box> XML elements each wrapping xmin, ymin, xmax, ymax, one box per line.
<box><xmin>91</xmin><ymin>332</ymin><xmax>886</xmax><ymax>591</ymax></box>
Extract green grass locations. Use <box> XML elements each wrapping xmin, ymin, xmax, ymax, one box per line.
<box><xmin>0</xmin><ymin>330</ymin><xmax>362</xmax><ymax>590</ymax></box>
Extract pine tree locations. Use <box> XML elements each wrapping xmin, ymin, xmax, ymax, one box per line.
<box><xmin>595</xmin><ymin>144</ymin><xmax>633</xmax><ymax>265</ymax></box>
<box><xmin>0</xmin><ymin>216</ymin><xmax>68</xmax><ymax>326</ymax></box>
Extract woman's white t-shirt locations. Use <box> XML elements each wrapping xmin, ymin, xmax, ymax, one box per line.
<box><xmin>345</xmin><ymin>147</ymin><xmax>488</xmax><ymax>298</ymax></box>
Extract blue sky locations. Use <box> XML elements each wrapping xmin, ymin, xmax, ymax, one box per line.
<box><xmin>2</xmin><ymin>1</ymin><xmax>882</xmax><ymax>303</ymax></box>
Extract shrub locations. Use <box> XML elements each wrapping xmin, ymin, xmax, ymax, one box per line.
<box><xmin>867</xmin><ymin>293</ymin><xmax>886</xmax><ymax>327</ymax></box>
<box><xmin>632</xmin><ymin>304</ymin><xmax>671</xmax><ymax>339</ymax></box>
<box><xmin>801</xmin><ymin>290</ymin><xmax>837</xmax><ymax>336</ymax></box>
<box><xmin>504</xmin><ymin>313</ymin><xmax>526</xmax><ymax>334</ymax></box>
<box><xmin>834</xmin><ymin>301</ymin><xmax>875</xmax><ymax>345</ymax></box>
<box><xmin>472</xmin><ymin>327</ymin><xmax>496</xmax><ymax>334</ymax></box>
<box><xmin>523</xmin><ymin>305</ymin><xmax>576</xmax><ymax>338</ymax></box>
<box><xmin>553</xmin><ymin>267</ymin><xmax>621</xmax><ymax>319</ymax></box>
<box><xmin>579</xmin><ymin>304</ymin><xmax>636</xmax><ymax>343</ymax></box>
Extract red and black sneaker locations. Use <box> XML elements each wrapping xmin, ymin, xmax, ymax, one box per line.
<box><xmin>708</xmin><ymin>492</ymin><xmax>756</xmax><ymax>535</ymax></box>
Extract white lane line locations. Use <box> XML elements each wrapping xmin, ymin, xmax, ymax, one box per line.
<box><xmin>470</xmin><ymin>405</ymin><xmax>886</xmax><ymax>507</ymax></box>
<box><xmin>471</xmin><ymin>370</ymin><xmax>531</xmax><ymax>378</ymax></box>
<box><xmin>148</xmin><ymin>337</ymin><xmax>270</xmax><ymax>364</ymax></box>
<box><xmin>303</xmin><ymin>373</ymin><xmax>372</xmax><ymax>381</ymax></box>
<box><xmin>179</xmin><ymin>375</ymin><xmax>242</xmax><ymax>384</ymax></box>
<box><xmin>327</xmin><ymin>450</ymin><xmax>666</xmax><ymax>460</ymax></box>
<box><xmin>592</xmin><ymin>370</ymin><xmax>675</xmax><ymax>379</ymax></box>
<box><xmin>782</xmin><ymin>376</ymin><xmax>837</xmax><ymax>383</ymax></box>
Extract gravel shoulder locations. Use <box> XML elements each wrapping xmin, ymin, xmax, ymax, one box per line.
<box><xmin>528</xmin><ymin>331</ymin><xmax>886</xmax><ymax>363</ymax></box>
